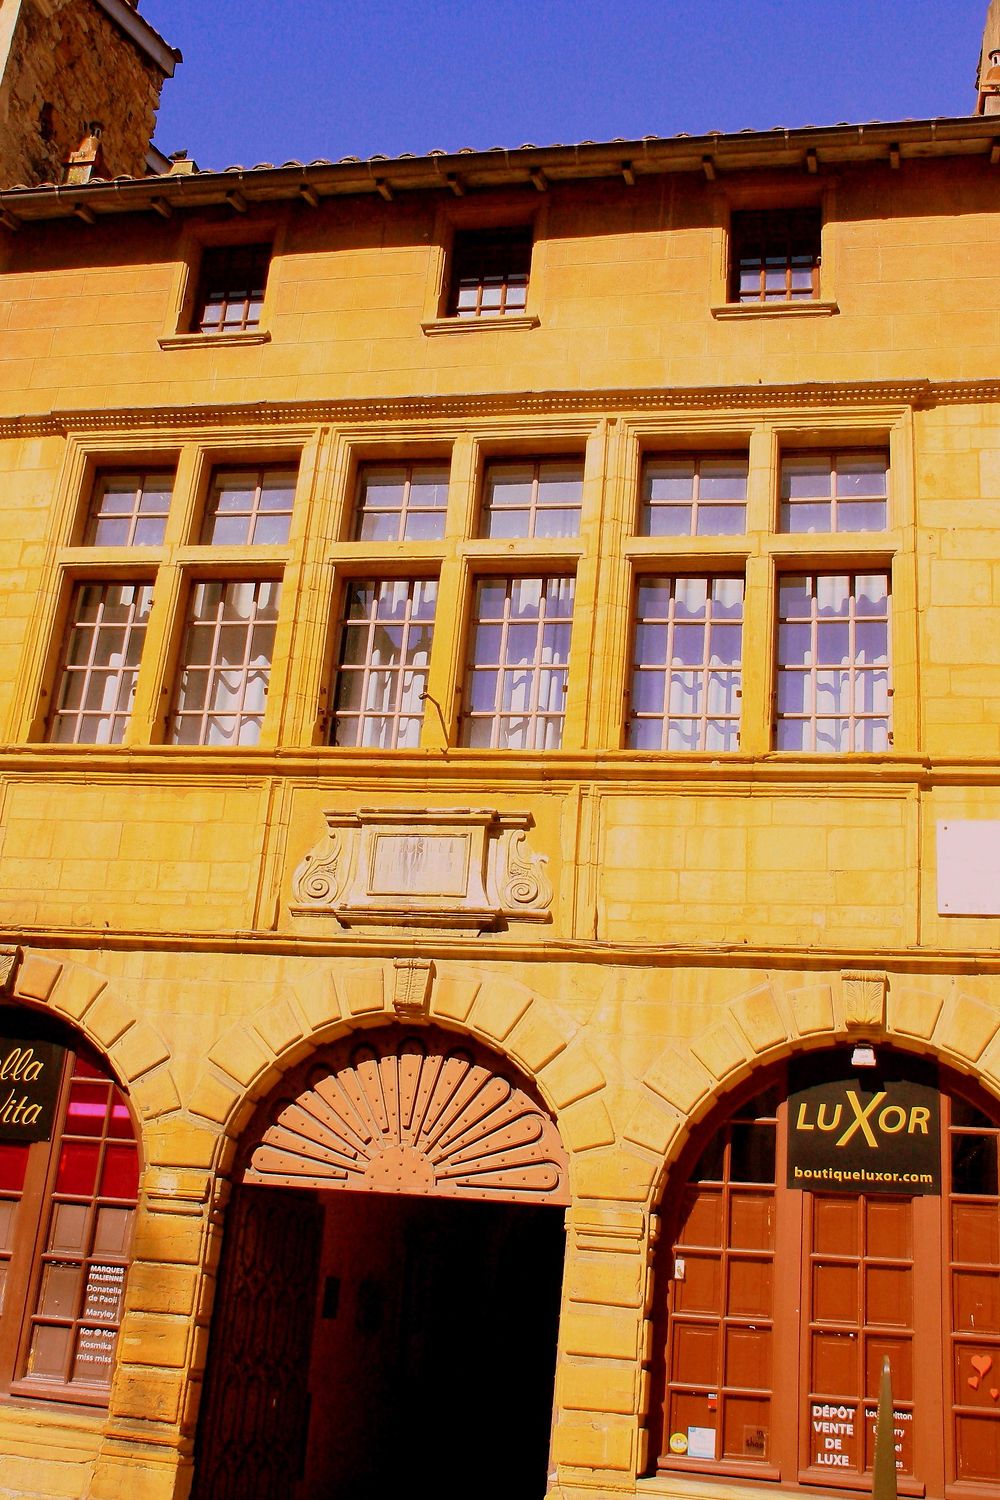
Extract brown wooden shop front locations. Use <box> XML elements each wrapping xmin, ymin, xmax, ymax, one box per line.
<box><xmin>192</xmin><ymin>1028</ymin><xmax>568</xmax><ymax>1500</ymax></box>
<box><xmin>655</xmin><ymin>1050</ymin><xmax>1000</xmax><ymax>1499</ymax></box>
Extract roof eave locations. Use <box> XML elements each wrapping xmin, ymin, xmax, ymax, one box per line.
<box><xmin>1</xmin><ymin>115</ymin><xmax>997</xmax><ymax>226</ymax></box>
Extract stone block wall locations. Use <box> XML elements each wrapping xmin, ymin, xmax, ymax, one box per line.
<box><xmin>0</xmin><ymin>0</ymin><xmax>168</xmax><ymax>188</ymax></box>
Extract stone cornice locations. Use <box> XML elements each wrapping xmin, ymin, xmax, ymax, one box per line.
<box><xmin>3</xmin><ymin>922</ymin><xmax>1000</xmax><ymax>976</ymax></box>
<box><xmin>2</xmin><ymin>378</ymin><xmax>998</xmax><ymax>438</ymax></box>
<box><xmin>1</xmin><ymin>746</ymin><xmax>999</xmax><ymax>786</ymax></box>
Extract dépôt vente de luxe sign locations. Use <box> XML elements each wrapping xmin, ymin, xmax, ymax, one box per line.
<box><xmin>787</xmin><ymin>1056</ymin><xmax>941</xmax><ymax>1195</ymax></box>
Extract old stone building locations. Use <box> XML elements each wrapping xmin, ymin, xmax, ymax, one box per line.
<box><xmin>1</xmin><ymin>5</ymin><xmax>1000</xmax><ymax>1500</ymax></box>
<box><xmin>0</xmin><ymin>0</ymin><xmax>178</xmax><ymax>190</ymax></box>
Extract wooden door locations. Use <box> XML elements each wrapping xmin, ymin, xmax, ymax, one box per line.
<box><xmin>946</xmin><ymin>1095</ymin><xmax>1000</xmax><ymax>1489</ymax></box>
<box><xmin>657</xmin><ymin>1067</ymin><xmax>1000</xmax><ymax>1500</ymax></box>
<box><xmin>191</xmin><ymin>1186</ymin><xmax>323</xmax><ymax>1500</ymax></box>
<box><xmin>659</xmin><ymin>1086</ymin><xmax>780</xmax><ymax>1475</ymax></box>
<box><xmin>798</xmin><ymin>1190</ymin><xmax>942</xmax><ymax>1492</ymax></box>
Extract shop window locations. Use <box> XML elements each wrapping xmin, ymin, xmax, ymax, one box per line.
<box><xmin>775</xmin><ymin>572</ymin><xmax>891</xmax><ymax>752</ymax></box>
<box><xmin>353</xmin><ymin>463</ymin><xmax>449</xmax><ymax>543</ymax></box>
<box><xmin>0</xmin><ymin>1022</ymin><xmax>139</xmax><ymax>1405</ymax></box>
<box><xmin>201</xmin><ymin>466</ymin><xmax>297</xmax><ymax>546</ymax></box>
<box><xmin>780</xmin><ymin>452</ymin><xmax>888</xmax><ymax>533</ymax></box>
<box><xmin>628</xmin><ymin>575</ymin><xmax>743</xmax><ymax>751</ymax></box>
<box><xmin>460</xmin><ymin>574</ymin><xmax>574</xmax><ymax>750</ymax></box>
<box><xmin>47</xmin><ymin>581</ymin><xmax>154</xmax><ymax>745</ymax></box>
<box><xmin>653</xmin><ymin>1055</ymin><xmax>1000</xmax><ymax>1497</ymax></box>
<box><xmin>447</xmin><ymin>228</ymin><xmax>532</xmax><ymax>318</ymax></box>
<box><xmin>640</xmin><ymin>455</ymin><xmax>748</xmax><ymax>537</ymax></box>
<box><xmin>168</xmin><ymin>578</ymin><xmax>281</xmax><ymax>746</ymax></box>
<box><xmin>481</xmin><ymin>458</ymin><xmax>583</xmax><ymax>539</ymax></box>
<box><xmin>192</xmin><ymin>243</ymin><xmax>271</xmax><ymax>334</ymax></box>
<box><xmin>329</xmin><ymin>578</ymin><xmax>437</xmax><ymax>748</ymax></box>
<box><xmin>84</xmin><ymin>470</ymin><xmax>173</xmax><ymax>548</ymax></box>
<box><xmin>730</xmin><ymin>209</ymin><xmax>821</xmax><ymax>304</ymax></box>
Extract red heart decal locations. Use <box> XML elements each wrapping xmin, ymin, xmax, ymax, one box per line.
<box><xmin>969</xmin><ymin>1375</ymin><xmax>981</xmax><ymax>1390</ymax></box>
<box><xmin>972</xmin><ymin>1355</ymin><xmax>993</xmax><ymax>1377</ymax></box>
<box><xmin>991</xmin><ymin>1389</ymin><xmax>1000</xmax><ymax>1402</ymax></box>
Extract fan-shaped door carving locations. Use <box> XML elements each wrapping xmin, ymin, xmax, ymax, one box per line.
<box><xmin>241</xmin><ymin>1028</ymin><xmax>569</xmax><ymax>1205</ymax></box>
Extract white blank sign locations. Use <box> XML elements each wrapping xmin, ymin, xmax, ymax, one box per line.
<box><xmin>937</xmin><ymin>821</ymin><xmax>1000</xmax><ymax>915</ymax></box>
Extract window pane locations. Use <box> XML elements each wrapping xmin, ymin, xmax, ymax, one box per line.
<box><xmin>49</xmin><ymin>584</ymin><xmax>153</xmax><ymax>745</ymax></box>
<box><xmin>101</xmin><ymin>1144</ymin><xmax>139</xmax><ymax>1201</ymax></box>
<box><xmin>48</xmin><ymin>1202</ymin><xmax>89</xmax><ymax>1253</ymax></box>
<box><xmin>27</xmin><ymin>1323</ymin><xmax>71</xmax><ymax>1379</ymax></box>
<box><xmin>355</xmin><ymin>463</ymin><xmax>449</xmax><ymax>542</ymax></box>
<box><xmin>0</xmin><ymin>1144</ymin><xmax>29</xmax><ymax>1194</ymax></box>
<box><xmin>781</xmin><ymin>453</ymin><xmax>888</xmax><ymax>533</ymax></box>
<box><xmin>775</xmin><ymin>571</ymin><xmax>891</xmax><ymax>752</ymax></box>
<box><xmin>483</xmin><ymin>458</ymin><xmax>582</xmax><ymax>538</ymax></box>
<box><xmin>731</xmin><ymin>208</ymin><xmax>820</xmax><ymax>304</ymax></box>
<box><xmin>203</xmin><ymin>466</ymin><xmax>296</xmax><ymax>545</ymax></box>
<box><xmin>461</xmin><ymin>575</ymin><xmax>574</xmax><ymax>748</ymax></box>
<box><xmin>85</xmin><ymin>471</ymin><xmax>172</xmax><ymax>547</ymax></box>
<box><xmin>641</xmin><ymin>455</ymin><xmax>747</xmax><ymax>535</ymax></box>
<box><xmin>195</xmin><ymin>244</ymin><xmax>271</xmax><ymax>333</ymax></box>
<box><xmin>169</xmin><ymin>580</ymin><xmax>280</xmax><ymax>746</ymax></box>
<box><xmin>65</xmin><ymin>1083</ymin><xmax>110</xmax><ymax>1137</ymax></box>
<box><xmin>330</xmin><ymin>578</ymin><xmax>437</xmax><ymax>748</ymax></box>
<box><xmin>629</xmin><ymin>576</ymin><xmax>742</xmax><ymax>752</ymax></box>
<box><xmin>448</xmin><ymin>228</ymin><xmax>532</xmax><ymax>318</ymax></box>
<box><xmin>56</xmin><ymin>1142</ymin><xmax>100</xmax><ymax>1196</ymax></box>
<box><xmin>38</xmin><ymin>1262</ymin><xmax>82</xmax><ymax>1318</ymax></box>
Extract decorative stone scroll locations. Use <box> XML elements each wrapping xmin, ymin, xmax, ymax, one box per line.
<box><xmin>290</xmin><ymin>807</ymin><xmax>552</xmax><ymax>928</ymax></box>
<box><xmin>242</xmin><ymin>1029</ymin><xmax>570</xmax><ymax>1204</ymax></box>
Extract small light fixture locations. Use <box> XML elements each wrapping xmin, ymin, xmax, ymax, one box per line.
<box><xmin>851</xmin><ymin>1043</ymin><xmax>877</xmax><ymax>1068</ymax></box>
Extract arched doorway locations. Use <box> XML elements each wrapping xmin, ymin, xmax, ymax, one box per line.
<box><xmin>651</xmin><ymin>1046</ymin><xmax>1000</xmax><ymax>1498</ymax></box>
<box><xmin>0</xmin><ymin>1005</ymin><xmax>141</xmax><ymax>1405</ymax></box>
<box><xmin>193</xmin><ymin>1027</ymin><xmax>569</xmax><ymax>1500</ymax></box>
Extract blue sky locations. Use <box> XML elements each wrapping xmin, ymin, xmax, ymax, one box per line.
<box><xmin>139</xmin><ymin>1</ymin><xmax>990</xmax><ymax>171</ymax></box>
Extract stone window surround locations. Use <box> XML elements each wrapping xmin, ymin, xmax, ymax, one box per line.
<box><xmin>14</xmin><ymin>411</ymin><xmax>913</xmax><ymax>758</ymax></box>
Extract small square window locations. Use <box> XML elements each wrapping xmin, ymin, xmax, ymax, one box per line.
<box><xmin>730</xmin><ymin>209</ymin><xmax>821</xmax><ymax>304</ymax></box>
<box><xmin>780</xmin><ymin>452</ymin><xmax>888</xmax><ymax>533</ymax></box>
<box><xmin>775</xmin><ymin>571</ymin><xmax>891</xmax><ymax>752</ymax></box>
<box><xmin>482</xmin><ymin>458</ymin><xmax>583</xmax><ymax>539</ymax></box>
<box><xmin>448</xmin><ymin>228</ymin><xmax>531</xmax><ymax>318</ymax></box>
<box><xmin>640</xmin><ymin>455</ymin><xmax>748</xmax><ymax>537</ymax></box>
<box><xmin>168</xmin><ymin>579</ymin><xmax>280</xmax><ymax>747</ymax></box>
<box><xmin>48</xmin><ymin>582</ymin><xmax>154</xmax><ymax>745</ymax></box>
<box><xmin>461</xmin><ymin>574</ymin><xmax>574</xmax><ymax>750</ymax></box>
<box><xmin>84</xmin><ymin>471</ymin><xmax>173</xmax><ymax>547</ymax></box>
<box><xmin>629</xmin><ymin>575</ymin><xmax>744</xmax><ymax>752</ymax></box>
<box><xmin>193</xmin><ymin>244</ymin><xmax>270</xmax><ymax>334</ymax></box>
<box><xmin>354</xmin><ymin>464</ymin><xmax>449</xmax><ymax>543</ymax></box>
<box><xmin>201</xmin><ymin>466</ymin><xmax>297</xmax><ymax>546</ymax></box>
<box><xmin>330</xmin><ymin>578</ymin><xmax>437</xmax><ymax>749</ymax></box>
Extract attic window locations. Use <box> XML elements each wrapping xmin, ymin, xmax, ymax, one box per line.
<box><xmin>730</xmin><ymin>209</ymin><xmax>821</xmax><ymax>304</ymax></box>
<box><xmin>447</xmin><ymin>228</ymin><xmax>532</xmax><ymax>318</ymax></box>
<box><xmin>193</xmin><ymin>244</ymin><xmax>271</xmax><ymax>334</ymax></box>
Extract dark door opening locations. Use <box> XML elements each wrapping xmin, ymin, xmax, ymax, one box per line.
<box><xmin>194</xmin><ymin>1186</ymin><xmax>565</xmax><ymax>1500</ymax></box>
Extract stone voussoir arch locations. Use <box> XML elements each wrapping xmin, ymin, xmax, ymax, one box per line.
<box><xmin>187</xmin><ymin>959</ymin><xmax>611</xmax><ymax>1173</ymax></box>
<box><xmin>8</xmin><ymin>947</ymin><xmax>181</xmax><ymax>1122</ymax></box>
<box><xmin>635</xmin><ymin>971</ymin><xmax>1000</xmax><ymax>1211</ymax></box>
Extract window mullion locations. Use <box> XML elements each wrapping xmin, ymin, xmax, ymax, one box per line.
<box><xmin>122</xmin><ymin>563</ymin><xmax>178</xmax><ymax>747</ymax></box>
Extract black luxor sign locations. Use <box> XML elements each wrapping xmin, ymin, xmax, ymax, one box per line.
<box><xmin>0</xmin><ymin>1038</ymin><xmax>65</xmax><ymax>1143</ymax></box>
<box><xmin>787</xmin><ymin>1057</ymin><xmax>941</xmax><ymax>1195</ymax></box>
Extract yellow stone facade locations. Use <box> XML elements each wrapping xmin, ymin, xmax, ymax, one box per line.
<box><xmin>1</xmin><ymin>80</ymin><xmax>1000</xmax><ymax>1500</ymax></box>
